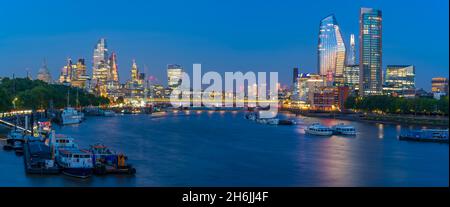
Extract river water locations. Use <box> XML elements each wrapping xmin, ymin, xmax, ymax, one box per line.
<box><xmin>0</xmin><ymin>111</ymin><xmax>448</xmax><ymax>187</ymax></box>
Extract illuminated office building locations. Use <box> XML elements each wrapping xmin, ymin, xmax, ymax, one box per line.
<box><xmin>431</xmin><ymin>77</ymin><xmax>449</xmax><ymax>95</ymax></box>
<box><xmin>167</xmin><ymin>64</ymin><xmax>183</xmax><ymax>90</ymax></box>
<box><xmin>359</xmin><ymin>8</ymin><xmax>383</xmax><ymax>96</ymax></box>
<box><xmin>71</xmin><ymin>59</ymin><xmax>89</xmax><ymax>89</ymax></box>
<box><xmin>296</xmin><ymin>73</ymin><xmax>326</xmax><ymax>103</ymax></box>
<box><xmin>384</xmin><ymin>65</ymin><xmax>415</xmax><ymax>97</ymax></box>
<box><xmin>59</xmin><ymin>58</ymin><xmax>73</xmax><ymax>84</ymax></box>
<box><xmin>343</xmin><ymin>65</ymin><xmax>359</xmax><ymax>90</ymax></box>
<box><xmin>58</xmin><ymin>58</ymin><xmax>89</xmax><ymax>89</ymax></box>
<box><xmin>92</xmin><ymin>38</ymin><xmax>109</xmax><ymax>83</ymax></box>
<box><xmin>318</xmin><ymin>15</ymin><xmax>346</xmax><ymax>78</ymax></box>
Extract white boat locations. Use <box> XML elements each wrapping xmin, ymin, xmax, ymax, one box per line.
<box><xmin>305</xmin><ymin>123</ymin><xmax>333</xmax><ymax>136</ymax></box>
<box><xmin>49</xmin><ymin>133</ymin><xmax>93</xmax><ymax>178</ymax></box>
<box><xmin>56</xmin><ymin>148</ymin><xmax>93</xmax><ymax>178</ymax></box>
<box><xmin>51</xmin><ymin>134</ymin><xmax>79</xmax><ymax>155</ymax></box>
<box><xmin>61</xmin><ymin>107</ymin><xmax>83</xmax><ymax>125</ymax></box>
<box><xmin>332</xmin><ymin>123</ymin><xmax>356</xmax><ymax>135</ymax></box>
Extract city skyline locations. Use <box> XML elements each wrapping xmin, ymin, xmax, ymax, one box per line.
<box><xmin>0</xmin><ymin>0</ymin><xmax>448</xmax><ymax>90</ymax></box>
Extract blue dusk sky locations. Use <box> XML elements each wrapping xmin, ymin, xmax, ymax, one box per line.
<box><xmin>0</xmin><ymin>0</ymin><xmax>448</xmax><ymax>90</ymax></box>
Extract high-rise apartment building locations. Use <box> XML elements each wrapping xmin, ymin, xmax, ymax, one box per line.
<box><xmin>318</xmin><ymin>15</ymin><xmax>346</xmax><ymax>78</ymax></box>
<box><xmin>359</xmin><ymin>8</ymin><xmax>382</xmax><ymax>96</ymax></box>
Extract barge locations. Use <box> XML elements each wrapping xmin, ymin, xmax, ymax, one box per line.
<box><xmin>23</xmin><ymin>138</ymin><xmax>60</xmax><ymax>174</ymax></box>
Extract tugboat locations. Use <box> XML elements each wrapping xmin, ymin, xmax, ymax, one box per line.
<box><xmin>332</xmin><ymin>123</ymin><xmax>357</xmax><ymax>135</ymax></box>
<box><xmin>305</xmin><ymin>123</ymin><xmax>333</xmax><ymax>136</ymax></box>
<box><xmin>89</xmin><ymin>144</ymin><xmax>136</xmax><ymax>175</ymax></box>
<box><xmin>399</xmin><ymin>129</ymin><xmax>449</xmax><ymax>143</ymax></box>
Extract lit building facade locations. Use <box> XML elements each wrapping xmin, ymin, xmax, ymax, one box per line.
<box><xmin>347</xmin><ymin>34</ymin><xmax>356</xmax><ymax>65</ymax></box>
<box><xmin>58</xmin><ymin>58</ymin><xmax>89</xmax><ymax>89</ymax></box>
<box><xmin>93</xmin><ymin>38</ymin><xmax>108</xmax><ymax>80</ymax></box>
<box><xmin>296</xmin><ymin>73</ymin><xmax>326</xmax><ymax>103</ymax></box>
<box><xmin>167</xmin><ymin>64</ymin><xmax>183</xmax><ymax>91</ymax></box>
<box><xmin>384</xmin><ymin>65</ymin><xmax>415</xmax><ymax>97</ymax></box>
<box><xmin>318</xmin><ymin>15</ymin><xmax>346</xmax><ymax>81</ymax></box>
<box><xmin>359</xmin><ymin>8</ymin><xmax>382</xmax><ymax>96</ymax></box>
<box><xmin>431</xmin><ymin>77</ymin><xmax>449</xmax><ymax>95</ymax></box>
<box><xmin>343</xmin><ymin>64</ymin><xmax>359</xmax><ymax>91</ymax></box>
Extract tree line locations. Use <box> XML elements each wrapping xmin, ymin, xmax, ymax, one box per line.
<box><xmin>0</xmin><ymin>78</ymin><xmax>109</xmax><ymax>112</ymax></box>
<box><xmin>345</xmin><ymin>95</ymin><xmax>449</xmax><ymax>115</ymax></box>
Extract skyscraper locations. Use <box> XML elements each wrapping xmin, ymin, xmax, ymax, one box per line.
<box><xmin>167</xmin><ymin>64</ymin><xmax>183</xmax><ymax>91</ymax></box>
<box><xmin>317</xmin><ymin>15</ymin><xmax>346</xmax><ymax>78</ymax></box>
<box><xmin>347</xmin><ymin>34</ymin><xmax>356</xmax><ymax>65</ymax></box>
<box><xmin>92</xmin><ymin>38</ymin><xmax>109</xmax><ymax>82</ymax></box>
<box><xmin>71</xmin><ymin>58</ymin><xmax>88</xmax><ymax>89</ymax></box>
<box><xmin>37</xmin><ymin>59</ymin><xmax>52</xmax><ymax>83</ymax></box>
<box><xmin>359</xmin><ymin>8</ymin><xmax>382</xmax><ymax>96</ymax></box>
<box><xmin>109</xmin><ymin>52</ymin><xmax>119</xmax><ymax>82</ymax></box>
<box><xmin>59</xmin><ymin>58</ymin><xmax>73</xmax><ymax>83</ymax></box>
<box><xmin>293</xmin><ymin>67</ymin><xmax>299</xmax><ymax>84</ymax></box>
<box><xmin>131</xmin><ymin>59</ymin><xmax>139</xmax><ymax>82</ymax></box>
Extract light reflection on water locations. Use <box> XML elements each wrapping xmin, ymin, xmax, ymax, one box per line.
<box><xmin>0</xmin><ymin>111</ymin><xmax>448</xmax><ymax>187</ymax></box>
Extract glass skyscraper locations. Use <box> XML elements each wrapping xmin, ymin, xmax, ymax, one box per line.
<box><xmin>359</xmin><ymin>8</ymin><xmax>382</xmax><ymax>96</ymax></box>
<box><xmin>317</xmin><ymin>15</ymin><xmax>346</xmax><ymax>78</ymax></box>
<box><xmin>92</xmin><ymin>38</ymin><xmax>109</xmax><ymax>82</ymax></box>
<box><xmin>347</xmin><ymin>34</ymin><xmax>356</xmax><ymax>65</ymax></box>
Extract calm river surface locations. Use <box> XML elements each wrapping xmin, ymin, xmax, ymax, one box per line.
<box><xmin>0</xmin><ymin>111</ymin><xmax>448</xmax><ymax>187</ymax></box>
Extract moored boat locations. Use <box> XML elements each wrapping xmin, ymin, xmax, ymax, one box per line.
<box><xmin>399</xmin><ymin>129</ymin><xmax>449</xmax><ymax>143</ymax></box>
<box><xmin>56</xmin><ymin>148</ymin><xmax>93</xmax><ymax>178</ymax></box>
<box><xmin>24</xmin><ymin>138</ymin><xmax>60</xmax><ymax>174</ymax></box>
<box><xmin>60</xmin><ymin>107</ymin><xmax>83</xmax><ymax>125</ymax></box>
<box><xmin>305</xmin><ymin>123</ymin><xmax>333</xmax><ymax>136</ymax></box>
<box><xmin>3</xmin><ymin>129</ymin><xmax>24</xmax><ymax>151</ymax></box>
<box><xmin>332</xmin><ymin>123</ymin><xmax>356</xmax><ymax>135</ymax></box>
<box><xmin>89</xmin><ymin>144</ymin><xmax>136</xmax><ymax>175</ymax></box>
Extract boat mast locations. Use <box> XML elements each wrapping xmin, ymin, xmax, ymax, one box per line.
<box><xmin>76</xmin><ymin>88</ymin><xmax>79</xmax><ymax>110</ymax></box>
<box><xmin>13</xmin><ymin>73</ymin><xmax>17</xmax><ymax>131</ymax></box>
<box><xmin>66</xmin><ymin>88</ymin><xmax>70</xmax><ymax>107</ymax></box>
